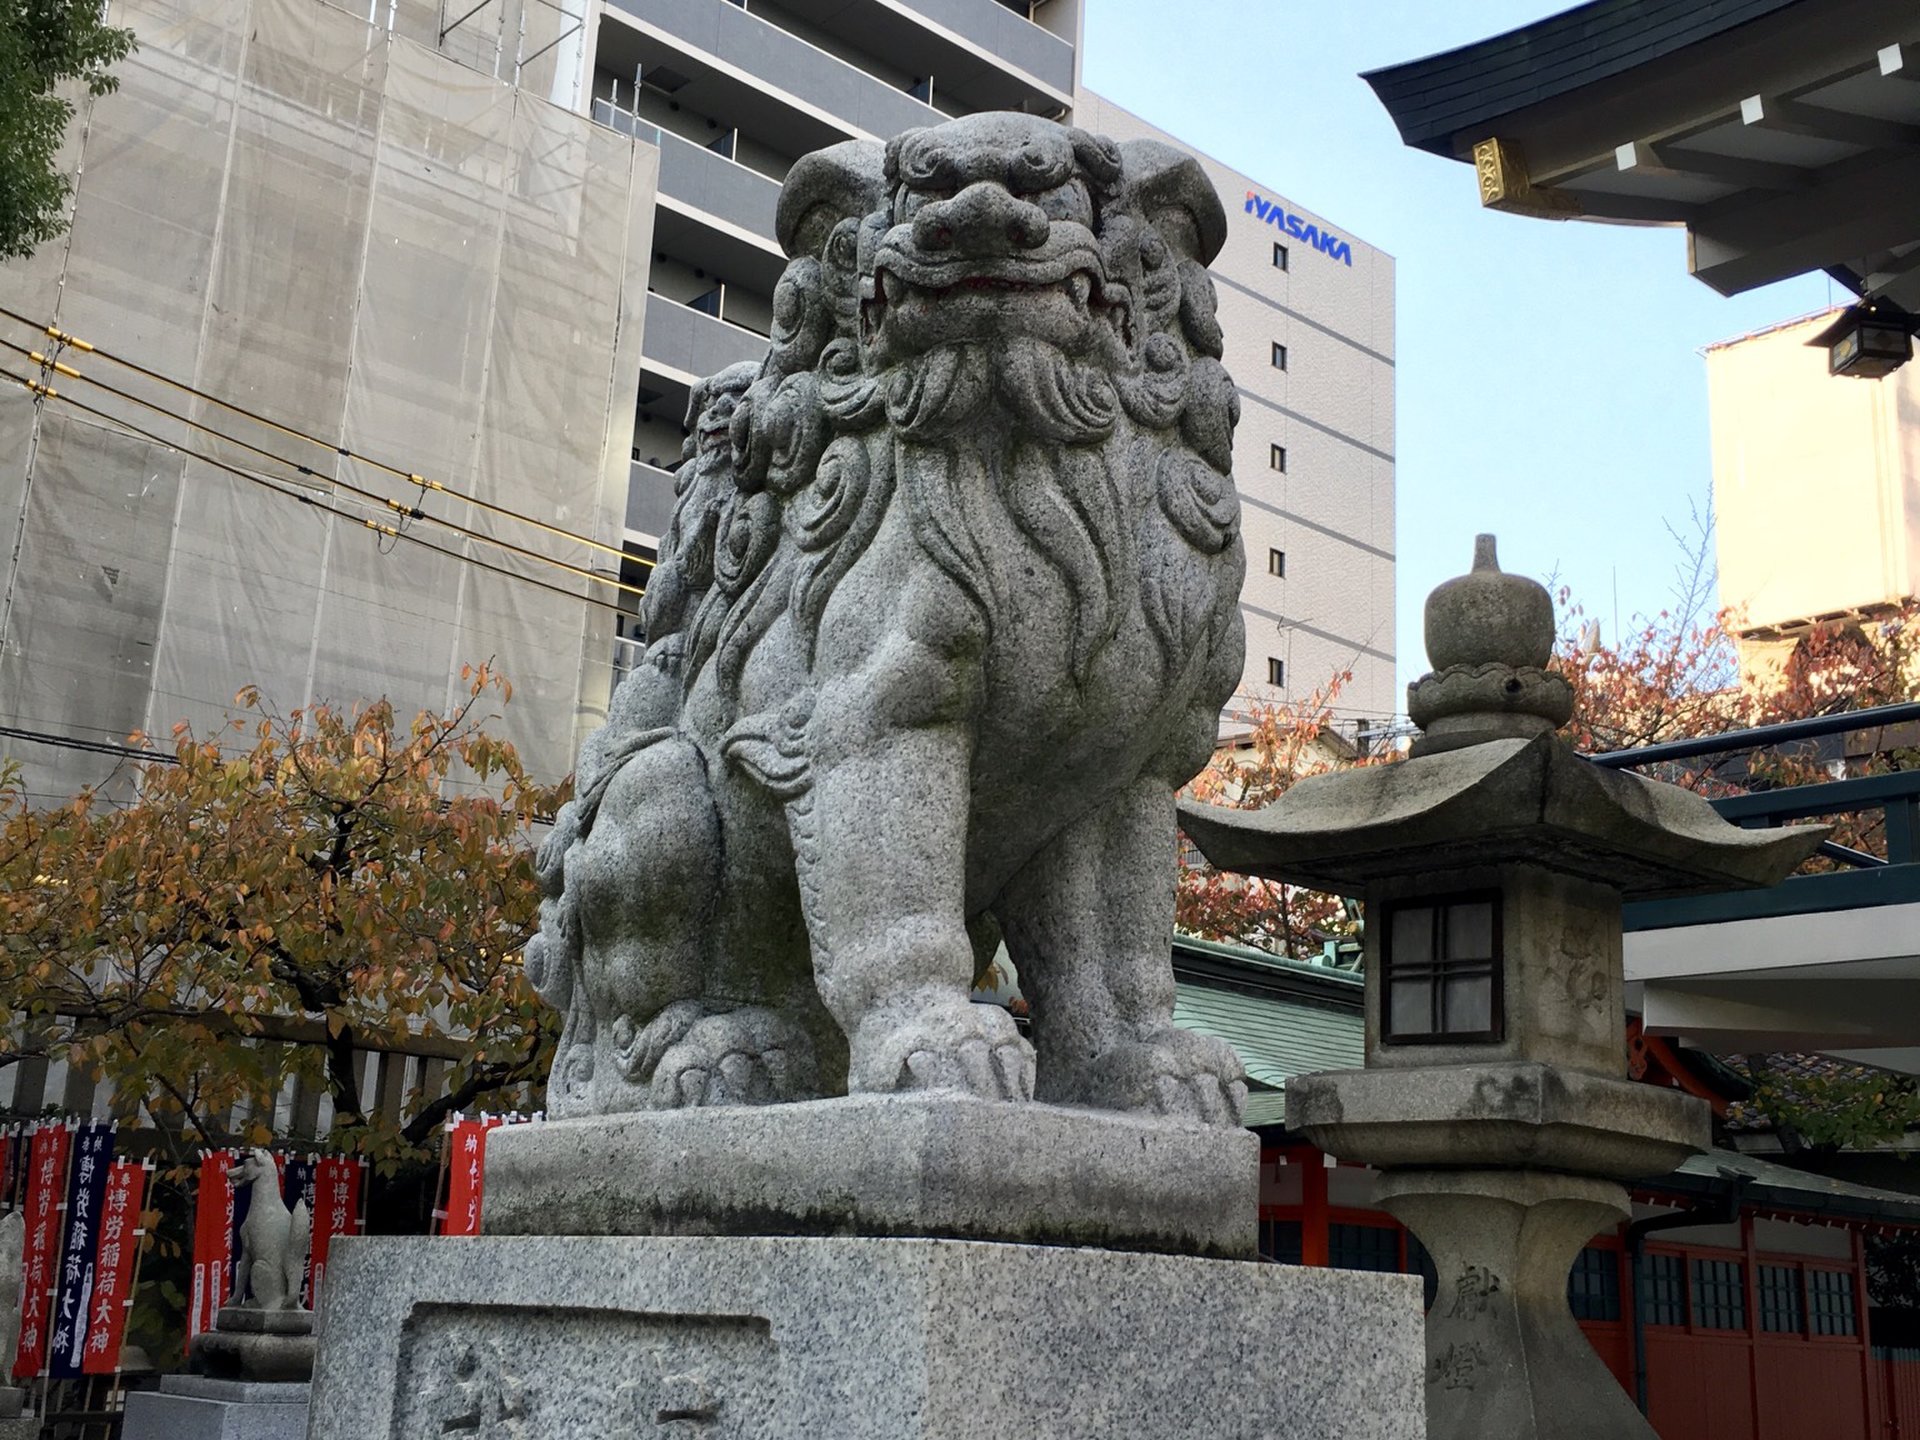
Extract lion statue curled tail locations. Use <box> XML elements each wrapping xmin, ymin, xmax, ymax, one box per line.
<box><xmin>526</xmin><ymin>112</ymin><xmax>1249</xmax><ymax>1125</ymax></box>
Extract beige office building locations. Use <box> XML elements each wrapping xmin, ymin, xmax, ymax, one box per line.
<box><xmin>1707</xmin><ymin>310</ymin><xmax>1920</xmax><ymax>675</ymax></box>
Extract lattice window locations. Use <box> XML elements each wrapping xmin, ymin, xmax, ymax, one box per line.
<box><xmin>1690</xmin><ymin>1258</ymin><xmax>1746</xmax><ymax>1331</ymax></box>
<box><xmin>1329</xmin><ymin>1223</ymin><xmax>1400</xmax><ymax>1273</ymax></box>
<box><xmin>1810</xmin><ymin>1269</ymin><xmax>1857</xmax><ymax>1336</ymax></box>
<box><xmin>1568</xmin><ymin>1246</ymin><xmax>1621</xmax><ymax>1322</ymax></box>
<box><xmin>1382</xmin><ymin>896</ymin><xmax>1502</xmax><ymax>1043</ymax></box>
<box><xmin>1258</xmin><ymin>1219</ymin><xmax>1303</xmax><ymax>1266</ymax></box>
<box><xmin>1759</xmin><ymin>1264</ymin><xmax>1804</xmax><ymax>1335</ymax></box>
<box><xmin>1639</xmin><ymin>1252</ymin><xmax>1685</xmax><ymax>1327</ymax></box>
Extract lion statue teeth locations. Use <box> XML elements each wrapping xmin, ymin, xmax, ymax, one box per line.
<box><xmin>526</xmin><ymin>112</ymin><xmax>1249</xmax><ymax>1126</ymax></box>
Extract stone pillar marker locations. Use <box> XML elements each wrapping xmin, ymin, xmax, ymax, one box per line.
<box><xmin>303</xmin><ymin>112</ymin><xmax>1427</xmax><ymax>1440</ymax></box>
<box><xmin>1180</xmin><ymin>535</ymin><xmax>1828</xmax><ymax>1440</ymax></box>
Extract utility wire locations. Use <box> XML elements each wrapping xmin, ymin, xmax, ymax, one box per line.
<box><xmin>0</xmin><ymin>334</ymin><xmax>649</xmax><ymax>604</ymax></box>
<box><xmin>0</xmin><ymin>722</ymin><xmax>171</xmax><ymax>765</ymax></box>
<box><xmin>0</xmin><ymin>362</ymin><xmax>631</xmax><ymax>619</ymax></box>
<box><xmin>0</xmin><ymin>304</ymin><xmax>654</xmax><ymax>570</ymax></box>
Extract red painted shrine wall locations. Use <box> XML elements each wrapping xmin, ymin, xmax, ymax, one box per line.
<box><xmin>1258</xmin><ymin>1146</ymin><xmax>1920</xmax><ymax>1440</ymax></box>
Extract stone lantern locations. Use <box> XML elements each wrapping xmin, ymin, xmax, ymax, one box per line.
<box><xmin>1179</xmin><ymin>535</ymin><xmax>1826</xmax><ymax>1440</ymax></box>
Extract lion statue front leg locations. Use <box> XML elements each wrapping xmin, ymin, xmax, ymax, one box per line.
<box><xmin>791</xmin><ymin>691</ymin><xmax>1036</xmax><ymax>1104</ymax></box>
<box><xmin>997</xmin><ymin>774</ymin><xmax>1248</xmax><ymax>1126</ymax></box>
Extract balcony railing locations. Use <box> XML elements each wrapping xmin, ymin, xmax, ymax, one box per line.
<box><xmin>641</xmin><ymin>292</ymin><xmax>770</xmax><ymax>382</ymax></box>
<box><xmin>884</xmin><ymin>0</ymin><xmax>1072</xmax><ymax>95</ymax></box>
<box><xmin>654</xmin><ymin>128</ymin><xmax>781</xmax><ymax>238</ymax></box>
<box><xmin>604</xmin><ymin>0</ymin><xmax>942</xmax><ymax>139</ymax></box>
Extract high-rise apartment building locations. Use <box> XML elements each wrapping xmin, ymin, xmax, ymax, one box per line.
<box><xmin>584</xmin><ymin>0</ymin><xmax>1396</xmax><ymax>729</ymax></box>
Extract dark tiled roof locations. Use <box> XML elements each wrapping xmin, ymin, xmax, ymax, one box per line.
<box><xmin>1362</xmin><ymin>0</ymin><xmax>1805</xmax><ymax>157</ymax></box>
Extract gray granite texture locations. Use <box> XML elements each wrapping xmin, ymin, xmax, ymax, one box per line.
<box><xmin>0</xmin><ymin>1211</ymin><xmax>20</xmax><ymax>1379</ymax></box>
<box><xmin>525</xmin><ymin>112</ymin><xmax>1252</xmax><ymax>1129</ymax></box>
<box><xmin>306</xmin><ymin>1234</ymin><xmax>1425</xmax><ymax>1440</ymax></box>
<box><xmin>1288</xmin><ymin>1060</ymin><xmax>1707</xmax><ymax>1178</ymax></box>
<box><xmin>481</xmin><ymin>1094</ymin><xmax>1256</xmax><ymax>1256</ymax></box>
<box><xmin>0</xmin><ymin>1419</ymin><xmax>31</xmax><ymax>1440</ymax></box>
<box><xmin>1374</xmin><ymin>1169</ymin><xmax>1652</xmax><ymax>1440</ymax></box>
<box><xmin>190</xmin><ymin>1306</ymin><xmax>315</xmax><ymax>1384</ymax></box>
<box><xmin>1178</xmin><ymin>732</ymin><xmax>1827</xmax><ymax>905</ymax></box>
<box><xmin>123</xmin><ymin>1377</ymin><xmax>308</xmax><ymax>1440</ymax></box>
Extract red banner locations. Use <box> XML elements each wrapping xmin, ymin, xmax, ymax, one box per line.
<box><xmin>440</xmin><ymin>1117</ymin><xmax>506</xmax><ymax>1236</ymax></box>
<box><xmin>81</xmin><ymin>1161</ymin><xmax>149</xmax><ymax>1375</ymax></box>
<box><xmin>188</xmin><ymin>1152</ymin><xmax>233</xmax><ymax>1339</ymax></box>
<box><xmin>307</xmin><ymin>1157</ymin><xmax>364</xmax><ymax>1308</ymax></box>
<box><xmin>13</xmin><ymin>1123</ymin><xmax>72</xmax><ymax>1380</ymax></box>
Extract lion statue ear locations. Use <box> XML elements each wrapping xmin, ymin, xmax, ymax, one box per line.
<box><xmin>776</xmin><ymin>140</ymin><xmax>889</xmax><ymax>260</ymax></box>
<box><xmin>1120</xmin><ymin>139</ymin><xmax>1227</xmax><ymax>267</ymax></box>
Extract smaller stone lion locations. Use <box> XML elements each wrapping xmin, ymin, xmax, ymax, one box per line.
<box><xmin>529</xmin><ymin>113</ymin><xmax>1247</xmax><ymax>1127</ymax></box>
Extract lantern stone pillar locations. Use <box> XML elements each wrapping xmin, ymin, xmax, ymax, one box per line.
<box><xmin>1180</xmin><ymin>535</ymin><xmax>1828</xmax><ymax>1440</ymax></box>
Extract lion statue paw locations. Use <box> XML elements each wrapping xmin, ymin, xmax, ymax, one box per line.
<box><xmin>642</xmin><ymin>1004</ymin><xmax>826</xmax><ymax>1109</ymax></box>
<box><xmin>1083</xmin><ymin>1027</ymin><xmax>1248</xmax><ymax>1128</ymax></box>
<box><xmin>851</xmin><ymin>996</ymin><xmax>1035</xmax><ymax>1102</ymax></box>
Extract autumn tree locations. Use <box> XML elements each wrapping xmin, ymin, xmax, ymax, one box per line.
<box><xmin>1552</xmin><ymin>576</ymin><xmax>1920</xmax><ymax>1156</ymax></box>
<box><xmin>1175</xmin><ymin>674</ymin><xmax>1383</xmax><ymax>959</ymax></box>
<box><xmin>0</xmin><ymin>667</ymin><xmax>568</xmax><ymax>1169</ymax></box>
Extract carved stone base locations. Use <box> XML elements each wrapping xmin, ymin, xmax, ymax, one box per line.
<box><xmin>1374</xmin><ymin>1168</ymin><xmax>1650</xmax><ymax>1440</ymax></box>
<box><xmin>481</xmin><ymin>1096</ymin><xmax>1258</xmax><ymax>1257</ymax></box>
<box><xmin>188</xmin><ymin>1306</ymin><xmax>315</xmax><ymax>1384</ymax></box>
<box><xmin>121</xmin><ymin>1377</ymin><xmax>308</xmax><ymax>1440</ymax></box>
<box><xmin>307</xmin><ymin>1234</ymin><xmax>1427</xmax><ymax>1439</ymax></box>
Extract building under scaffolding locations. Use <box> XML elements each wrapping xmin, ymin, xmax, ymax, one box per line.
<box><xmin>0</xmin><ymin>0</ymin><xmax>656</xmax><ymax>801</ymax></box>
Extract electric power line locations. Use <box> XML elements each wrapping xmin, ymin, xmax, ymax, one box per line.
<box><xmin>0</xmin><ymin>362</ymin><xmax>632</xmax><ymax>620</ymax></box>
<box><xmin>0</xmin><ymin>722</ymin><xmax>171</xmax><ymax>765</ymax></box>
<box><xmin>0</xmin><ymin>333</ymin><xmax>649</xmax><ymax>604</ymax></box>
<box><xmin>0</xmin><ymin>304</ymin><xmax>654</xmax><ymax>571</ymax></box>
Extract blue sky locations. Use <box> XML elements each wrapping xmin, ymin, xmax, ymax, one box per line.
<box><xmin>1081</xmin><ymin>0</ymin><xmax>1832</xmax><ymax>706</ymax></box>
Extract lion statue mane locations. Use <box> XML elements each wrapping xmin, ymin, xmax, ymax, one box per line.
<box><xmin>527</xmin><ymin>112</ymin><xmax>1249</xmax><ymax>1126</ymax></box>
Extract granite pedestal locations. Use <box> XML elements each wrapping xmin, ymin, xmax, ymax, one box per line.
<box><xmin>122</xmin><ymin>1377</ymin><xmax>308</xmax><ymax>1440</ymax></box>
<box><xmin>481</xmin><ymin>1095</ymin><xmax>1257</xmax><ymax>1255</ymax></box>
<box><xmin>0</xmin><ymin>1386</ymin><xmax>33</xmax><ymax>1440</ymax></box>
<box><xmin>306</xmin><ymin>1233</ymin><xmax>1424</xmax><ymax>1440</ymax></box>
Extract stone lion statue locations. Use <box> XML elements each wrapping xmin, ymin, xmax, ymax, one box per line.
<box><xmin>528</xmin><ymin>112</ymin><xmax>1247</xmax><ymax>1126</ymax></box>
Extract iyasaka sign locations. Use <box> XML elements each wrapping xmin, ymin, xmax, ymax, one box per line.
<box><xmin>1244</xmin><ymin>191</ymin><xmax>1353</xmax><ymax>266</ymax></box>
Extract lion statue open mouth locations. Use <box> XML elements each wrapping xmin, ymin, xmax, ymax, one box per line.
<box><xmin>526</xmin><ymin>112</ymin><xmax>1249</xmax><ymax>1126</ymax></box>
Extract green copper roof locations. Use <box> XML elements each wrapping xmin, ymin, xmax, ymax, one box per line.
<box><xmin>1173</xmin><ymin>973</ymin><xmax>1364</xmax><ymax>1113</ymax></box>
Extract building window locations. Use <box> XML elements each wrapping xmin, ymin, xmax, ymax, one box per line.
<box><xmin>1267</xmin><ymin>657</ymin><xmax>1285</xmax><ymax>687</ymax></box>
<box><xmin>1268</xmin><ymin>548</ymin><xmax>1286</xmax><ymax>578</ymax></box>
<box><xmin>1639</xmin><ymin>1253</ymin><xmax>1685</xmax><ymax>1327</ymax></box>
<box><xmin>1271</xmin><ymin>341</ymin><xmax>1288</xmax><ymax>370</ymax></box>
<box><xmin>1690</xmin><ymin>1258</ymin><xmax>1746</xmax><ymax>1331</ymax></box>
<box><xmin>1270</xmin><ymin>443</ymin><xmax>1287</xmax><ymax>472</ymax></box>
<box><xmin>1382</xmin><ymin>896</ymin><xmax>1502</xmax><ymax>1043</ymax></box>
<box><xmin>1759</xmin><ymin>1264</ymin><xmax>1804</xmax><ymax>1334</ymax></box>
<box><xmin>1258</xmin><ymin>1219</ymin><xmax>1303</xmax><ymax>1265</ymax></box>
<box><xmin>1272</xmin><ymin>241</ymin><xmax>1288</xmax><ymax>271</ymax></box>
<box><xmin>1568</xmin><ymin>1246</ymin><xmax>1621</xmax><ymax>1322</ymax></box>
<box><xmin>1809</xmin><ymin>1269</ymin><xmax>1857</xmax><ymax>1336</ymax></box>
<box><xmin>1329</xmin><ymin>1223</ymin><xmax>1400</xmax><ymax>1273</ymax></box>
